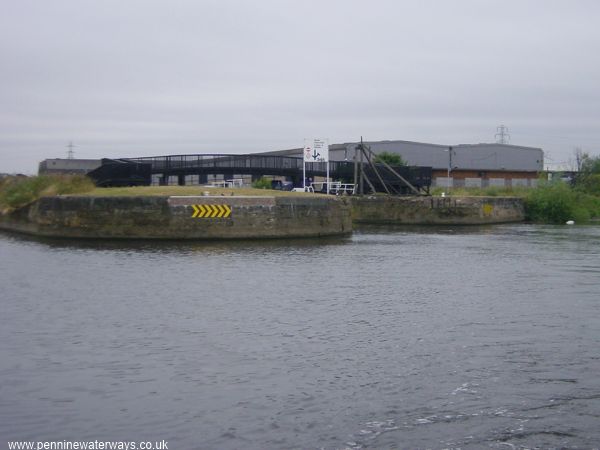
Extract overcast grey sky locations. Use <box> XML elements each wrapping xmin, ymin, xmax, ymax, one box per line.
<box><xmin>1</xmin><ymin>0</ymin><xmax>599</xmax><ymax>173</ymax></box>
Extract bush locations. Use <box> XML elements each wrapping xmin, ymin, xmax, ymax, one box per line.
<box><xmin>430</xmin><ymin>178</ymin><xmax>600</xmax><ymax>224</ymax></box>
<box><xmin>576</xmin><ymin>173</ymin><xmax>600</xmax><ymax>195</ymax></box>
<box><xmin>524</xmin><ymin>180</ymin><xmax>589</xmax><ymax>224</ymax></box>
<box><xmin>574</xmin><ymin>153</ymin><xmax>600</xmax><ymax>194</ymax></box>
<box><xmin>577</xmin><ymin>191</ymin><xmax>600</xmax><ymax>219</ymax></box>
<box><xmin>374</xmin><ymin>152</ymin><xmax>407</xmax><ymax>166</ymax></box>
<box><xmin>0</xmin><ymin>174</ymin><xmax>95</xmax><ymax>212</ymax></box>
<box><xmin>251</xmin><ymin>177</ymin><xmax>272</xmax><ymax>190</ymax></box>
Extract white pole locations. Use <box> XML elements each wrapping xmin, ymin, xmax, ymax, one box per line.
<box><xmin>303</xmin><ymin>139</ymin><xmax>306</xmax><ymax>189</ymax></box>
<box><xmin>448</xmin><ymin>146</ymin><xmax>453</xmax><ymax>193</ymax></box>
<box><xmin>303</xmin><ymin>160</ymin><xmax>306</xmax><ymax>189</ymax></box>
<box><xmin>326</xmin><ymin>138</ymin><xmax>330</xmax><ymax>195</ymax></box>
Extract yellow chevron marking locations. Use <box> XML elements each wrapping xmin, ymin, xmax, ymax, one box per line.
<box><xmin>482</xmin><ymin>204</ymin><xmax>494</xmax><ymax>216</ymax></box>
<box><xmin>190</xmin><ymin>204</ymin><xmax>233</xmax><ymax>219</ymax></box>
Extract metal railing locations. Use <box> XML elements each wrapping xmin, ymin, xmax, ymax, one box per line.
<box><xmin>124</xmin><ymin>154</ymin><xmax>346</xmax><ymax>176</ymax></box>
<box><xmin>117</xmin><ymin>153</ymin><xmax>432</xmax><ymax>192</ymax></box>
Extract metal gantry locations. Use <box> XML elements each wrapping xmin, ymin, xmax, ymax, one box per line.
<box><xmin>353</xmin><ymin>137</ymin><xmax>423</xmax><ymax>195</ymax></box>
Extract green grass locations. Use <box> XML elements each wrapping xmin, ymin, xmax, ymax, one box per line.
<box><xmin>0</xmin><ymin>178</ymin><xmax>322</xmax><ymax>213</ymax></box>
<box><xmin>429</xmin><ymin>185</ymin><xmax>529</xmax><ymax>197</ymax></box>
<box><xmin>79</xmin><ymin>185</ymin><xmax>319</xmax><ymax>197</ymax></box>
<box><xmin>0</xmin><ymin>174</ymin><xmax>95</xmax><ymax>212</ymax></box>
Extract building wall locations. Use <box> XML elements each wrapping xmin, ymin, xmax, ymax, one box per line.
<box><xmin>38</xmin><ymin>159</ymin><xmax>102</xmax><ymax>175</ymax></box>
<box><xmin>453</xmin><ymin>143</ymin><xmax>543</xmax><ymax>172</ymax></box>
<box><xmin>432</xmin><ymin>169</ymin><xmax>539</xmax><ymax>179</ymax></box>
<box><xmin>261</xmin><ymin>140</ymin><xmax>544</xmax><ymax>189</ymax></box>
<box><xmin>332</xmin><ymin>140</ymin><xmax>543</xmax><ymax>173</ymax></box>
<box><xmin>334</xmin><ymin>141</ymin><xmax>450</xmax><ymax>168</ymax></box>
<box><xmin>431</xmin><ymin>169</ymin><xmax>539</xmax><ymax>188</ymax></box>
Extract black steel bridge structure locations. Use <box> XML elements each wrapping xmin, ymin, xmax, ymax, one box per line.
<box><xmin>88</xmin><ymin>153</ymin><xmax>432</xmax><ymax>194</ymax></box>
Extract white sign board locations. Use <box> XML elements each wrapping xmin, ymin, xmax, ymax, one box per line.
<box><xmin>303</xmin><ymin>142</ymin><xmax>313</xmax><ymax>162</ymax></box>
<box><xmin>304</xmin><ymin>138</ymin><xmax>329</xmax><ymax>162</ymax></box>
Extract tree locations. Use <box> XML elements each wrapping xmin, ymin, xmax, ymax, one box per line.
<box><xmin>374</xmin><ymin>151</ymin><xmax>407</xmax><ymax>167</ymax></box>
<box><xmin>574</xmin><ymin>147</ymin><xmax>584</xmax><ymax>172</ymax></box>
<box><xmin>575</xmin><ymin>152</ymin><xmax>600</xmax><ymax>194</ymax></box>
<box><xmin>580</xmin><ymin>153</ymin><xmax>600</xmax><ymax>174</ymax></box>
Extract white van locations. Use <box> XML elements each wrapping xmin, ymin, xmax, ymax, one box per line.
<box><xmin>291</xmin><ymin>186</ymin><xmax>315</xmax><ymax>193</ymax></box>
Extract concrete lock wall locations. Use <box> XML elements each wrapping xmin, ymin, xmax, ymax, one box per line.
<box><xmin>351</xmin><ymin>196</ymin><xmax>525</xmax><ymax>225</ymax></box>
<box><xmin>0</xmin><ymin>196</ymin><xmax>352</xmax><ymax>239</ymax></box>
<box><xmin>0</xmin><ymin>194</ymin><xmax>528</xmax><ymax>240</ymax></box>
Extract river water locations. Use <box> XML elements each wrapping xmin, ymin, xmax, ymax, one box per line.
<box><xmin>1</xmin><ymin>225</ymin><xmax>599</xmax><ymax>449</ymax></box>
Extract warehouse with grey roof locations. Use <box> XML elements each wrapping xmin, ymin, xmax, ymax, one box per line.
<box><xmin>265</xmin><ymin>139</ymin><xmax>544</xmax><ymax>188</ymax></box>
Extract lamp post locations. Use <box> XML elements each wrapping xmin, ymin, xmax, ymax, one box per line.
<box><xmin>446</xmin><ymin>146</ymin><xmax>453</xmax><ymax>193</ymax></box>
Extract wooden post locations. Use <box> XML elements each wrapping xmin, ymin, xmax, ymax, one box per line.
<box><xmin>353</xmin><ymin>145</ymin><xmax>358</xmax><ymax>190</ymax></box>
<box><xmin>365</xmin><ymin>146</ymin><xmax>420</xmax><ymax>195</ymax></box>
<box><xmin>362</xmin><ymin>146</ymin><xmax>391</xmax><ymax>195</ymax></box>
<box><xmin>359</xmin><ymin>137</ymin><xmax>365</xmax><ymax>195</ymax></box>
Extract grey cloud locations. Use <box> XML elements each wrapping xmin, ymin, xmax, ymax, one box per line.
<box><xmin>1</xmin><ymin>0</ymin><xmax>600</xmax><ymax>172</ymax></box>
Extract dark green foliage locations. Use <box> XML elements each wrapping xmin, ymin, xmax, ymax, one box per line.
<box><xmin>580</xmin><ymin>154</ymin><xmax>600</xmax><ymax>174</ymax></box>
<box><xmin>576</xmin><ymin>173</ymin><xmax>600</xmax><ymax>195</ymax></box>
<box><xmin>528</xmin><ymin>152</ymin><xmax>600</xmax><ymax>223</ymax></box>
<box><xmin>251</xmin><ymin>177</ymin><xmax>272</xmax><ymax>189</ymax></box>
<box><xmin>374</xmin><ymin>152</ymin><xmax>407</xmax><ymax>167</ymax></box>
<box><xmin>524</xmin><ymin>179</ymin><xmax>597</xmax><ymax>224</ymax></box>
<box><xmin>0</xmin><ymin>174</ymin><xmax>95</xmax><ymax>211</ymax></box>
<box><xmin>574</xmin><ymin>154</ymin><xmax>600</xmax><ymax>195</ymax></box>
<box><xmin>577</xmin><ymin>191</ymin><xmax>600</xmax><ymax>219</ymax></box>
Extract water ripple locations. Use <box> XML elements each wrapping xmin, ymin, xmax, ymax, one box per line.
<box><xmin>1</xmin><ymin>225</ymin><xmax>599</xmax><ymax>449</ymax></box>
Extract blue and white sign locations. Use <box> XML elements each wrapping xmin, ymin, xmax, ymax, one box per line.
<box><xmin>304</xmin><ymin>138</ymin><xmax>329</xmax><ymax>162</ymax></box>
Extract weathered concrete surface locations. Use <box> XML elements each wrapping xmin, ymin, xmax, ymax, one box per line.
<box><xmin>0</xmin><ymin>195</ymin><xmax>352</xmax><ymax>239</ymax></box>
<box><xmin>351</xmin><ymin>196</ymin><xmax>525</xmax><ymax>224</ymax></box>
<box><xmin>0</xmin><ymin>194</ymin><xmax>526</xmax><ymax>240</ymax></box>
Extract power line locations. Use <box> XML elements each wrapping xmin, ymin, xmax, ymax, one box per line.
<box><xmin>67</xmin><ymin>141</ymin><xmax>75</xmax><ymax>159</ymax></box>
<box><xmin>495</xmin><ymin>125</ymin><xmax>510</xmax><ymax>144</ymax></box>
<box><xmin>511</xmin><ymin>132</ymin><xmax>600</xmax><ymax>146</ymax></box>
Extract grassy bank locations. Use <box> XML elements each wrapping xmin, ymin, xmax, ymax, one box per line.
<box><xmin>81</xmin><ymin>186</ymin><xmax>319</xmax><ymax>197</ymax></box>
<box><xmin>432</xmin><ymin>182</ymin><xmax>600</xmax><ymax>224</ymax></box>
<box><xmin>0</xmin><ymin>175</ymin><xmax>95</xmax><ymax>213</ymax></box>
<box><xmin>3</xmin><ymin>175</ymin><xmax>598</xmax><ymax>224</ymax></box>
<box><xmin>0</xmin><ymin>176</ymin><xmax>319</xmax><ymax>213</ymax></box>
